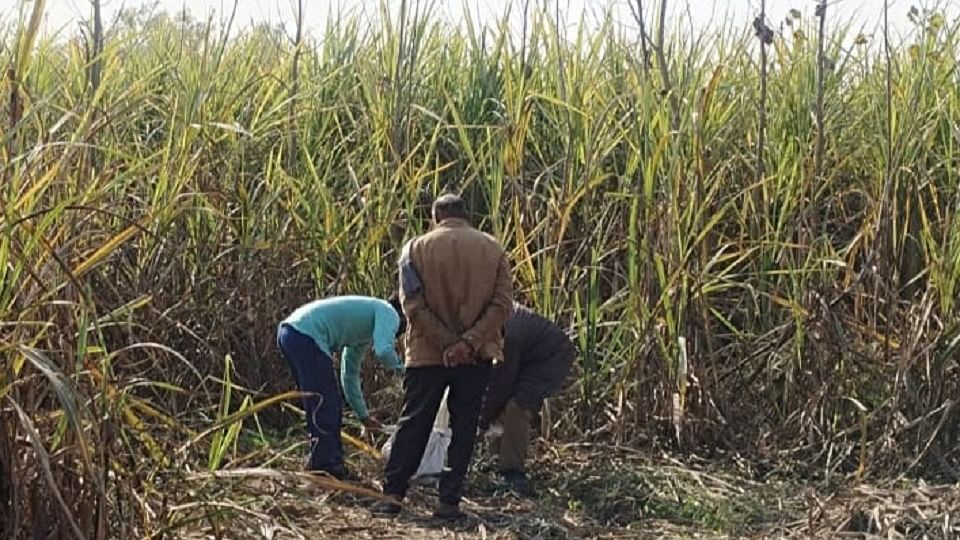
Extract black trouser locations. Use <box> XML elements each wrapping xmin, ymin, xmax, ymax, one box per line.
<box><xmin>383</xmin><ymin>362</ymin><xmax>492</xmax><ymax>505</ymax></box>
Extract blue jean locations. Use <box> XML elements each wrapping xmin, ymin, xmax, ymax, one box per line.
<box><xmin>277</xmin><ymin>323</ymin><xmax>343</xmax><ymax>471</ymax></box>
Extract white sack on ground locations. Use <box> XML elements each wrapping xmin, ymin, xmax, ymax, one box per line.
<box><xmin>381</xmin><ymin>388</ymin><xmax>451</xmax><ymax>482</ymax></box>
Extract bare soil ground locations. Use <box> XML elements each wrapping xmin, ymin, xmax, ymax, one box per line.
<box><xmin>167</xmin><ymin>439</ymin><xmax>960</xmax><ymax>539</ymax></box>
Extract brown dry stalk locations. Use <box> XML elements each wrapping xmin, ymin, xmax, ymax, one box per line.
<box><xmin>188</xmin><ymin>468</ymin><xmax>391</xmax><ymax>501</ymax></box>
<box><xmin>9</xmin><ymin>398</ymin><xmax>88</xmax><ymax>540</ymax></box>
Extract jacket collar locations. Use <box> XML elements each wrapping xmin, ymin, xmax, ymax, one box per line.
<box><xmin>436</xmin><ymin>218</ymin><xmax>471</xmax><ymax>229</ymax></box>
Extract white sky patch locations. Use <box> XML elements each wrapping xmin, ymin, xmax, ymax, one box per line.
<box><xmin>4</xmin><ymin>0</ymin><xmax>955</xmax><ymax>50</ymax></box>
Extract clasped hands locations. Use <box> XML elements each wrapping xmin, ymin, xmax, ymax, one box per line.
<box><xmin>443</xmin><ymin>339</ymin><xmax>475</xmax><ymax>367</ymax></box>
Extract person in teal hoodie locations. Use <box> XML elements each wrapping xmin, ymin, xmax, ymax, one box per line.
<box><xmin>277</xmin><ymin>295</ymin><xmax>405</xmax><ymax>479</ymax></box>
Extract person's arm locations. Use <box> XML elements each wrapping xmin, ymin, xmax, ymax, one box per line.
<box><xmin>478</xmin><ymin>348</ymin><xmax>520</xmax><ymax>429</ymax></box>
<box><xmin>399</xmin><ymin>241</ymin><xmax>460</xmax><ymax>349</ymax></box>
<box><xmin>372</xmin><ymin>306</ymin><xmax>404</xmax><ymax>373</ymax></box>
<box><xmin>460</xmin><ymin>252</ymin><xmax>514</xmax><ymax>355</ymax></box>
<box><xmin>340</xmin><ymin>345</ymin><xmax>369</xmax><ymax>420</ymax></box>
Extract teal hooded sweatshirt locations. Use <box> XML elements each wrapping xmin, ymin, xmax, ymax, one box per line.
<box><xmin>281</xmin><ymin>295</ymin><xmax>404</xmax><ymax>420</ymax></box>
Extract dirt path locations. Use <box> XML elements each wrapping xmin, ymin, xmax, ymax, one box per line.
<box><xmin>167</xmin><ymin>442</ymin><xmax>959</xmax><ymax>539</ymax></box>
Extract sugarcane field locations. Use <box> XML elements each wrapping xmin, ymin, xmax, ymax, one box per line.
<box><xmin>2</xmin><ymin>0</ymin><xmax>960</xmax><ymax>538</ymax></box>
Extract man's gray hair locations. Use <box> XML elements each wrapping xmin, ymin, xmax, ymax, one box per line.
<box><xmin>432</xmin><ymin>193</ymin><xmax>468</xmax><ymax>220</ymax></box>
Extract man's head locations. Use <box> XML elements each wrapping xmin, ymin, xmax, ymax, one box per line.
<box><xmin>431</xmin><ymin>193</ymin><xmax>469</xmax><ymax>224</ymax></box>
<box><xmin>388</xmin><ymin>292</ymin><xmax>406</xmax><ymax>337</ymax></box>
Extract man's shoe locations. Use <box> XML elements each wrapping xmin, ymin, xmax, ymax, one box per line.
<box><xmin>372</xmin><ymin>496</ymin><xmax>402</xmax><ymax>516</ymax></box>
<box><xmin>433</xmin><ymin>503</ymin><xmax>466</xmax><ymax>520</ymax></box>
<box><xmin>306</xmin><ymin>462</ymin><xmax>353</xmax><ymax>481</ymax></box>
<box><xmin>501</xmin><ymin>469</ymin><xmax>535</xmax><ymax>497</ymax></box>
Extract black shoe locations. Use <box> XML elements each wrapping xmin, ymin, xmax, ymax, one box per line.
<box><xmin>307</xmin><ymin>462</ymin><xmax>353</xmax><ymax>481</ymax></box>
<box><xmin>372</xmin><ymin>496</ymin><xmax>402</xmax><ymax>516</ymax></box>
<box><xmin>501</xmin><ymin>469</ymin><xmax>534</xmax><ymax>497</ymax></box>
<box><xmin>433</xmin><ymin>503</ymin><xmax>466</xmax><ymax>520</ymax></box>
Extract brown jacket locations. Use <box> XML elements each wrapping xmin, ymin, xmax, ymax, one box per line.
<box><xmin>398</xmin><ymin>218</ymin><xmax>513</xmax><ymax>367</ymax></box>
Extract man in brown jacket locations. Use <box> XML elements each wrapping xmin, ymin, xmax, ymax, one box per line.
<box><xmin>374</xmin><ymin>194</ymin><xmax>513</xmax><ymax>519</ymax></box>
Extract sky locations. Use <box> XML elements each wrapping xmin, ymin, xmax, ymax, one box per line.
<box><xmin>7</xmin><ymin>0</ymin><xmax>958</xmax><ymax>43</ymax></box>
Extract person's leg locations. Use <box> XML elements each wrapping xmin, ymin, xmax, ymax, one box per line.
<box><xmin>382</xmin><ymin>366</ymin><xmax>447</xmax><ymax>501</ymax></box>
<box><xmin>494</xmin><ymin>399</ymin><xmax>537</xmax><ymax>497</ymax></box>
<box><xmin>277</xmin><ymin>324</ymin><xmax>344</xmax><ymax>474</ymax></box>
<box><xmin>497</xmin><ymin>399</ymin><xmax>535</xmax><ymax>473</ymax></box>
<box><xmin>277</xmin><ymin>324</ymin><xmax>306</xmax><ymax>408</ymax></box>
<box><xmin>439</xmin><ymin>361</ymin><xmax>492</xmax><ymax>508</ymax></box>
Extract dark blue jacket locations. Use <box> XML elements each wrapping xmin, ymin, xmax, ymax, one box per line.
<box><xmin>478</xmin><ymin>303</ymin><xmax>576</xmax><ymax>428</ymax></box>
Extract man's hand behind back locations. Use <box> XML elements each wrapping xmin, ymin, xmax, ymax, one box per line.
<box><xmin>443</xmin><ymin>340</ymin><xmax>475</xmax><ymax>367</ymax></box>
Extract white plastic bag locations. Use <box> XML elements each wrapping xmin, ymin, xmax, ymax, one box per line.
<box><xmin>381</xmin><ymin>388</ymin><xmax>451</xmax><ymax>484</ymax></box>
<box><xmin>485</xmin><ymin>423</ymin><xmax>504</xmax><ymax>438</ymax></box>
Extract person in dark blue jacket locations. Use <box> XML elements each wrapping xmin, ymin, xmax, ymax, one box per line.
<box><xmin>477</xmin><ymin>303</ymin><xmax>576</xmax><ymax>495</ymax></box>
